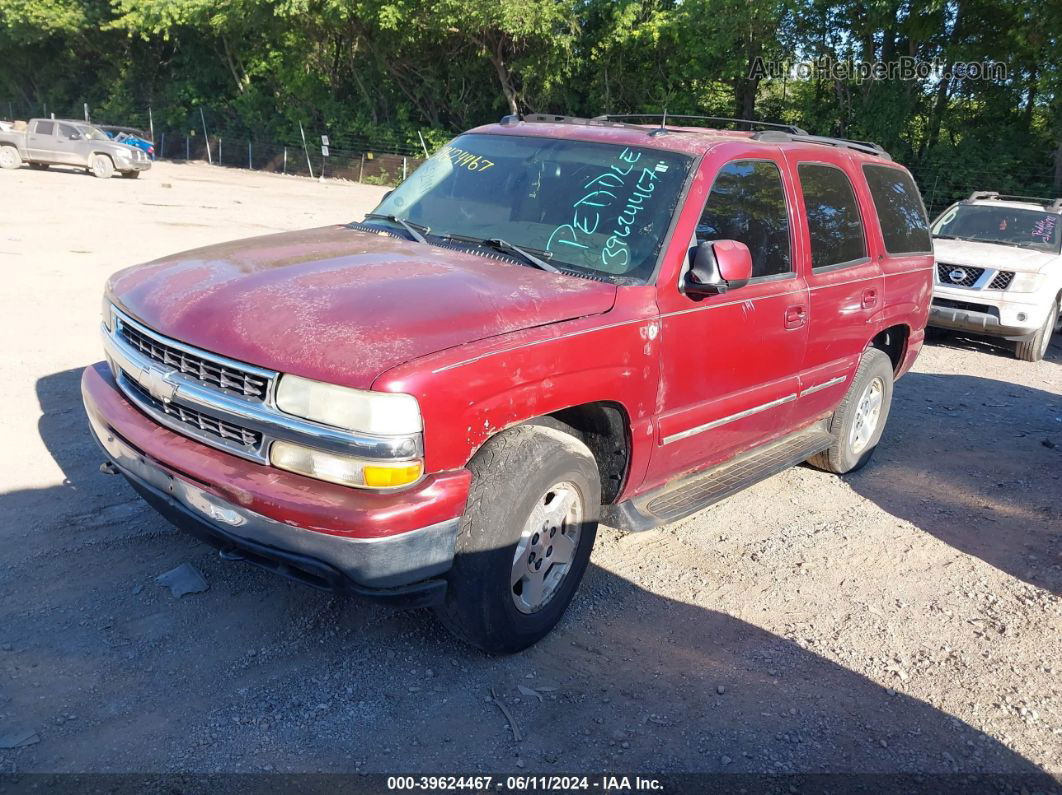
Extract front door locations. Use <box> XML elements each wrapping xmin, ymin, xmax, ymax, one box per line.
<box><xmin>52</xmin><ymin>122</ymin><xmax>83</xmax><ymax>166</ymax></box>
<box><xmin>648</xmin><ymin>153</ymin><xmax>809</xmax><ymax>487</ymax></box>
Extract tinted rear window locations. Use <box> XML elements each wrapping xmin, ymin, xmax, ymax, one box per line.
<box><xmin>798</xmin><ymin>163</ymin><xmax>868</xmax><ymax>269</ymax></box>
<box><xmin>34</xmin><ymin>120</ymin><xmax>55</xmax><ymax>136</ymax></box>
<box><xmin>863</xmin><ymin>165</ymin><xmax>932</xmax><ymax>254</ymax></box>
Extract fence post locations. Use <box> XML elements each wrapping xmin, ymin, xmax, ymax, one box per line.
<box><xmin>283</xmin><ymin>147</ymin><xmax>287</xmax><ymax>174</ymax></box>
<box><xmin>248</xmin><ymin>141</ymin><xmax>252</xmax><ymax>170</ymax></box>
<box><xmin>199</xmin><ymin>108</ymin><xmax>212</xmax><ymax>164</ymax></box>
<box><xmin>186</xmin><ymin>136</ymin><xmax>190</xmax><ymax>160</ymax></box>
<box><xmin>403</xmin><ymin>157</ymin><xmax>407</xmax><ymax>180</ymax></box>
<box><xmin>359</xmin><ymin>153</ymin><xmax>365</xmax><ymax>183</ymax></box>
<box><xmin>218</xmin><ymin>138</ymin><xmax>222</xmax><ymax>165</ymax></box>
<box><xmin>160</xmin><ymin>132</ymin><xmax>166</xmax><ymax>158</ymax></box>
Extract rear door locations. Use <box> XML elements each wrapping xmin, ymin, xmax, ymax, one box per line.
<box><xmin>785</xmin><ymin>153</ymin><xmax>885</xmax><ymax>424</ymax></box>
<box><xmin>648</xmin><ymin>151</ymin><xmax>809</xmax><ymax>484</ymax></box>
<box><xmin>26</xmin><ymin>120</ymin><xmax>58</xmax><ymax>161</ymax></box>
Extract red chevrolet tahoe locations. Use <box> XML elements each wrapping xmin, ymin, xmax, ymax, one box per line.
<box><xmin>82</xmin><ymin>114</ymin><xmax>933</xmax><ymax>652</ymax></box>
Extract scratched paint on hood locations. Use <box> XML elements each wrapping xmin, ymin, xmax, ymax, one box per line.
<box><xmin>108</xmin><ymin>225</ymin><xmax>618</xmax><ymax>389</ymax></box>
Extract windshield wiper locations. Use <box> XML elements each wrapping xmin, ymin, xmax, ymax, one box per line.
<box><xmin>363</xmin><ymin>213</ymin><xmax>429</xmax><ymax>244</ymax></box>
<box><xmin>442</xmin><ymin>234</ymin><xmax>561</xmax><ymax>274</ymax></box>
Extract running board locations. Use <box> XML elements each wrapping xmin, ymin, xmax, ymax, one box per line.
<box><xmin>603</xmin><ymin>423</ymin><xmax>832</xmax><ymax>532</ymax></box>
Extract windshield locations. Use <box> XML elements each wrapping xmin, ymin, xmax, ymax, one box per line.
<box><xmin>932</xmin><ymin>204</ymin><xmax>1061</xmax><ymax>253</ymax></box>
<box><xmin>78</xmin><ymin>125</ymin><xmax>111</xmax><ymax>141</ymax></box>
<box><xmin>371</xmin><ymin>133</ymin><xmax>693</xmax><ymax>281</ymax></box>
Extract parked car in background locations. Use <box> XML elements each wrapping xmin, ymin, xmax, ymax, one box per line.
<box><xmin>0</xmin><ymin>119</ymin><xmax>151</xmax><ymax>178</ymax></box>
<box><xmin>99</xmin><ymin>125</ymin><xmax>155</xmax><ymax>159</ymax></box>
<box><xmin>83</xmin><ymin>114</ymin><xmax>932</xmax><ymax>652</ymax></box>
<box><xmin>930</xmin><ymin>191</ymin><xmax>1062</xmax><ymax>361</ymax></box>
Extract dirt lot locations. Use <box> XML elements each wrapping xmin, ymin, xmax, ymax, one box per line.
<box><xmin>0</xmin><ymin>161</ymin><xmax>1059</xmax><ymax>780</ymax></box>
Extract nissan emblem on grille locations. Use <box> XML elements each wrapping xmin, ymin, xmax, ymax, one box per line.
<box><xmin>949</xmin><ymin>268</ymin><xmax>968</xmax><ymax>284</ymax></box>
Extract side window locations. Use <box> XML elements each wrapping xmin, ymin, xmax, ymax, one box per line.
<box><xmin>797</xmin><ymin>163</ymin><xmax>867</xmax><ymax>269</ymax></box>
<box><xmin>58</xmin><ymin>123</ymin><xmax>77</xmax><ymax>138</ymax></box>
<box><xmin>862</xmin><ymin>165</ymin><xmax>932</xmax><ymax>254</ymax></box>
<box><xmin>697</xmin><ymin>160</ymin><xmax>792</xmax><ymax>278</ymax></box>
<box><xmin>34</xmin><ymin>120</ymin><xmax>55</xmax><ymax>136</ymax></box>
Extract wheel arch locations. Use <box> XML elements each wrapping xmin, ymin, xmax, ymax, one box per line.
<box><xmin>523</xmin><ymin>401</ymin><xmax>633</xmax><ymax>505</ymax></box>
<box><xmin>869</xmin><ymin>323</ymin><xmax>910</xmax><ymax>374</ymax></box>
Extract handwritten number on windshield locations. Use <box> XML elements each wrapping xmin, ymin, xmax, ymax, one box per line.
<box><xmin>547</xmin><ymin>148</ymin><xmax>665</xmax><ymax>273</ymax></box>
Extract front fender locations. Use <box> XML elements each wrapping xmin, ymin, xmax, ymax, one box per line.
<box><xmin>372</xmin><ymin>289</ymin><xmax>661</xmax><ymax>475</ymax></box>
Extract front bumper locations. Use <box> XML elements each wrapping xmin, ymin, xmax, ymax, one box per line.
<box><xmin>929</xmin><ymin>286</ymin><xmax>1046</xmax><ymax>338</ymax></box>
<box><xmin>117</xmin><ymin>157</ymin><xmax>151</xmax><ymax>172</ymax></box>
<box><xmin>82</xmin><ymin>363</ymin><xmax>470</xmax><ymax>603</ymax></box>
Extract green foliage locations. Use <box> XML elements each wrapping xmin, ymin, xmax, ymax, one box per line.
<box><xmin>1</xmin><ymin>0</ymin><xmax>1058</xmax><ymax>203</ymax></box>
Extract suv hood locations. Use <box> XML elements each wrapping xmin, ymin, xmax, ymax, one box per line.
<box><xmin>933</xmin><ymin>237</ymin><xmax>1059</xmax><ymax>274</ymax></box>
<box><xmin>108</xmin><ymin>225</ymin><xmax>617</xmax><ymax>389</ymax></box>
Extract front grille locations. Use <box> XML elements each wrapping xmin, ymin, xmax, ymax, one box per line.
<box><xmin>118</xmin><ymin>319</ymin><xmax>270</xmax><ymax>400</ymax></box>
<box><xmin>124</xmin><ymin>377</ymin><xmax>263</xmax><ymax>449</ymax></box>
<box><xmin>988</xmin><ymin>271</ymin><xmax>1015</xmax><ymax>289</ymax></box>
<box><xmin>937</xmin><ymin>263</ymin><xmax>984</xmax><ymax>287</ymax></box>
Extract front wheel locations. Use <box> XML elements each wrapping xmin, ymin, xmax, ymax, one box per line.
<box><xmin>1015</xmin><ymin>300</ymin><xmax>1058</xmax><ymax>362</ymax></box>
<box><xmin>434</xmin><ymin>425</ymin><xmax>600</xmax><ymax>654</ymax></box>
<box><xmin>90</xmin><ymin>154</ymin><xmax>114</xmax><ymax>179</ymax></box>
<box><xmin>808</xmin><ymin>347</ymin><xmax>895</xmax><ymax>474</ymax></box>
<box><xmin>0</xmin><ymin>145</ymin><xmax>21</xmax><ymax>170</ymax></box>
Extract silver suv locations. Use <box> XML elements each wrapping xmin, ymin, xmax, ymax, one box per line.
<box><xmin>0</xmin><ymin>118</ymin><xmax>152</xmax><ymax>179</ymax></box>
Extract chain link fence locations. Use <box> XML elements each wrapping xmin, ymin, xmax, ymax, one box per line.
<box><xmin>2</xmin><ymin>101</ymin><xmax>429</xmax><ymax>186</ymax></box>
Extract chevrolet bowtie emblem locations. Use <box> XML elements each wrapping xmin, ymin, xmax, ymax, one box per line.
<box><xmin>138</xmin><ymin>365</ymin><xmax>178</xmax><ymax>403</ymax></box>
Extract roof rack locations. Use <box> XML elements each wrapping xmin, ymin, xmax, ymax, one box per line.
<box><xmin>591</xmin><ymin>114</ymin><xmax>807</xmax><ymax>135</ymax></box>
<box><xmin>497</xmin><ymin>113</ymin><xmax>891</xmax><ymax>159</ymax></box>
<box><xmin>752</xmin><ymin>130</ymin><xmax>891</xmax><ymax>160</ymax></box>
<box><xmin>965</xmin><ymin>191</ymin><xmax>1062</xmax><ymax>211</ymax></box>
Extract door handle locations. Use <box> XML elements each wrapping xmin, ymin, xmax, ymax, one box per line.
<box><xmin>862</xmin><ymin>288</ymin><xmax>878</xmax><ymax>309</ymax></box>
<box><xmin>784</xmin><ymin>305</ymin><xmax>807</xmax><ymax>329</ymax></box>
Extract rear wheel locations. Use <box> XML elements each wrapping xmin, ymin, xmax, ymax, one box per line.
<box><xmin>90</xmin><ymin>154</ymin><xmax>114</xmax><ymax>179</ymax></box>
<box><xmin>434</xmin><ymin>425</ymin><xmax>600</xmax><ymax>654</ymax></box>
<box><xmin>0</xmin><ymin>145</ymin><xmax>21</xmax><ymax>170</ymax></box>
<box><xmin>1015</xmin><ymin>300</ymin><xmax>1058</xmax><ymax>362</ymax></box>
<box><xmin>808</xmin><ymin>348</ymin><xmax>894</xmax><ymax>474</ymax></box>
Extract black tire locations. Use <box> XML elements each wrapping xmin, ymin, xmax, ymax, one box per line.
<box><xmin>120</xmin><ymin>170</ymin><xmax>141</xmax><ymax>179</ymax></box>
<box><xmin>28</xmin><ymin>162</ymin><xmax>49</xmax><ymax>170</ymax></box>
<box><xmin>434</xmin><ymin>425</ymin><xmax>600</xmax><ymax>654</ymax></box>
<box><xmin>91</xmin><ymin>154</ymin><xmax>114</xmax><ymax>179</ymax></box>
<box><xmin>808</xmin><ymin>348</ymin><xmax>894</xmax><ymax>474</ymax></box>
<box><xmin>1015</xmin><ymin>300</ymin><xmax>1058</xmax><ymax>362</ymax></box>
<box><xmin>0</xmin><ymin>145</ymin><xmax>21</xmax><ymax>170</ymax></box>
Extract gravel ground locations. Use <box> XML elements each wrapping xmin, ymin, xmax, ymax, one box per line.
<box><xmin>0</xmin><ymin>161</ymin><xmax>1059</xmax><ymax>779</ymax></box>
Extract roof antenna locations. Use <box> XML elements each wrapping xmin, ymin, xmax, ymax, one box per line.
<box><xmin>651</xmin><ymin>106</ymin><xmax>668</xmax><ymax>137</ymax></box>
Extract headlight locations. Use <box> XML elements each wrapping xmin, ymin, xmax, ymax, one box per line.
<box><xmin>270</xmin><ymin>440</ymin><xmax>423</xmax><ymax>489</ymax></box>
<box><xmin>1008</xmin><ymin>272</ymin><xmax>1046</xmax><ymax>293</ymax></box>
<box><xmin>274</xmin><ymin>374</ymin><xmax>421</xmax><ymax>435</ymax></box>
<box><xmin>102</xmin><ymin>297</ymin><xmax>114</xmax><ymax>331</ymax></box>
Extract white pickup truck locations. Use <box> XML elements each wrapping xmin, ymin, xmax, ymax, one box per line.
<box><xmin>929</xmin><ymin>192</ymin><xmax>1062</xmax><ymax>361</ymax></box>
<box><xmin>0</xmin><ymin>118</ymin><xmax>151</xmax><ymax>179</ymax></box>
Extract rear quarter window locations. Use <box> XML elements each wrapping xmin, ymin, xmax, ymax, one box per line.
<box><xmin>34</xmin><ymin>120</ymin><xmax>55</xmax><ymax>136</ymax></box>
<box><xmin>862</xmin><ymin>165</ymin><xmax>932</xmax><ymax>254</ymax></box>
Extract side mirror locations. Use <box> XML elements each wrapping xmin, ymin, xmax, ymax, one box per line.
<box><xmin>683</xmin><ymin>240</ymin><xmax>753</xmax><ymax>298</ymax></box>
<box><xmin>69</xmin><ymin>132</ymin><xmax>81</xmax><ymax>140</ymax></box>
<box><xmin>382</xmin><ymin>190</ymin><xmax>393</xmax><ymax>200</ymax></box>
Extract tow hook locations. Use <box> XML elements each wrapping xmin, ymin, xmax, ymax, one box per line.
<box><xmin>99</xmin><ymin>460</ymin><xmax>120</xmax><ymax>475</ymax></box>
<box><xmin>218</xmin><ymin>548</ymin><xmax>246</xmax><ymax>562</ymax></box>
